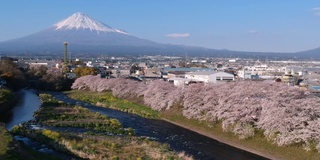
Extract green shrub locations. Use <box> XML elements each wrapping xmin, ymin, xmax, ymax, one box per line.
<box><xmin>0</xmin><ymin>89</ymin><xmax>13</xmax><ymax>104</ymax></box>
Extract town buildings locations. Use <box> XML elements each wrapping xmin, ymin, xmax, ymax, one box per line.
<box><xmin>3</xmin><ymin>54</ymin><xmax>320</xmax><ymax>92</ymax></box>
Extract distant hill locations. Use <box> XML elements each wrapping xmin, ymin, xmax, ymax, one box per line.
<box><xmin>294</xmin><ymin>47</ymin><xmax>320</xmax><ymax>59</ymax></box>
<box><xmin>0</xmin><ymin>12</ymin><xmax>306</xmax><ymax>59</ymax></box>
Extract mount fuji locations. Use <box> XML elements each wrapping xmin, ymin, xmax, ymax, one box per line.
<box><xmin>0</xmin><ymin>12</ymin><xmax>167</xmax><ymax>55</ymax></box>
<box><xmin>0</xmin><ymin>12</ymin><xmax>297</xmax><ymax>58</ymax></box>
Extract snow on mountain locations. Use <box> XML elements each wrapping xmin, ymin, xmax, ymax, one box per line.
<box><xmin>53</xmin><ymin>12</ymin><xmax>128</xmax><ymax>34</ymax></box>
<box><xmin>0</xmin><ymin>12</ymin><xmax>279</xmax><ymax>58</ymax></box>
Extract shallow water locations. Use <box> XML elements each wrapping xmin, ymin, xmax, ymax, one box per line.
<box><xmin>0</xmin><ymin>89</ymin><xmax>41</xmax><ymax>130</ymax></box>
<box><xmin>0</xmin><ymin>89</ymin><xmax>270</xmax><ymax>160</ymax></box>
<box><xmin>50</xmin><ymin>91</ymin><xmax>269</xmax><ymax>160</ymax></box>
<box><xmin>0</xmin><ymin>89</ymin><xmax>78</xmax><ymax>159</ymax></box>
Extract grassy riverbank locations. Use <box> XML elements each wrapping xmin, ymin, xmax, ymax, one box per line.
<box><xmin>11</xmin><ymin>93</ymin><xmax>192</xmax><ymax>160</ymax></box>
<box><xmin>0</xmin><ymin>89</ymin><xmax>16</xmax><ymax>114</ymax></box>
<box><xmin>1</xmin><ymin>90</ymin><xmax>59</xmax><ymax>160</ymax></box>
<box><xmin>0</xmin><ymin>89</ymin><xmax>14</xmax><ymax>104</ymax></box>
<box><xmin>0</xmin><ymin>123</ymin><xmax>59</xmax><ymax>160</ymax></box>
<box><xmin>66</xmin><ymin>90</ymin><xmax>320</xmax><ymax>160</ymax></box>
<box><xmin>35</xmin><ymin>93</ymin><xmax>132</xmax><ymax>135</ymax></box>
<box><xmin>161</xmin><ymin>107</ymin><xmax>320</xmax><ymax>160</ymax></box>
<box><xmin>65</xmin><ymin>90</ymin><xmax>159</xmax><ymax>118</ymax></box>
<box><xmin>0</xmin><ymin>123</ymin><xmax>12</xmax><ymax>157</ymax></box>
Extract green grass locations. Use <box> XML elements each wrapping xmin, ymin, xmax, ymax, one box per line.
<box><xmin>10</xmin><ymin>93</ymin><xmax>192</xmax><ymax>160</ymax></box>
<box><xmin>12</xmin><ymin>126</ymin><xmax>191</xmax><ymax>160</ymax></box>
<box><xmin>0</xmin><ymin>123</ymin><xmax>12</xmax><ymax>156</ymax></box>
<box><xmin>0</xmin><ymin>89</ymin><xmax>14</xmax><ymax>104</ymax></box>
<box><xmin>3</xmin><ymin>144</ymin><xmax>60</xmax><ymax>160</ymax></box>
<box><xmin>1</xmin><ymin>123</ymin><xmax>60</xmax><ymax>160</ymax></box>
<box><xmin>36</xmin><ymin>94</ymin><xmax>133</xmax><ymax>135</ymax></box>
<box><xmin>65</xmin><ymin>90</ymin><xmax>159</xmax><ymax>118</ymax></box>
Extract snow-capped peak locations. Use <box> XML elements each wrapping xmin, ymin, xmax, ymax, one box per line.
<box><xmin>53</xmin><ymin>12</ymin><xmax>128</xmax><ymax>34</ymax></box>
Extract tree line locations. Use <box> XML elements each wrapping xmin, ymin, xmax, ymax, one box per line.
<box><xmin>0</xmin><ymin>58</ymin><xmax>78</xmax><ymax>91</ymax></box>
<box><xmin>72</xmin><ymin>75</ymin><xmax>320</xmax><ymax>152</ymax></box>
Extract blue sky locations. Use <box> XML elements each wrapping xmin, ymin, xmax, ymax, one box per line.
<box><xmin>0</xmin><ymin>0</ymin><xmax>320</xmax><ymax>52</ymax></box>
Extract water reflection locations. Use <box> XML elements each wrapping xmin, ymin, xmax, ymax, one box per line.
<box><xmin>50</xmin><ymin>92</ymin><xmax>269</xmax><ymax>160</ymax></box>
<box><xmin>0</xmin><ymin>89</ymin><xmax>41</xmax><ymax>130</ymax></box>
<box><xmin>0</xmin><ymin>90</ymin><xmax>269</xmax><ymax>160</ymax></box>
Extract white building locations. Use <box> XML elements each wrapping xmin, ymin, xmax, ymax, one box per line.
<box><xmin>29</xmin><ymin>62</ymin><xmax>48</xmax><ymax>67</ymax></box>
<box><xmin>168</xmin><ymin>77</ymin><xmax>192</xmax><ymax>87</ymax></box>
<box><xmin>185</xmin><ymin>71</ymin><xmax>234</xmax><ymax>83</ymax></box>
<box><xmin>238</xmin><ymin>69</ymin><xmax>252</xmax><ymax>79</ymax></box>
<box><xmin>241</xmin><ymin>64</ymin><xmax>281</xmax><ymax>78</ymax></box>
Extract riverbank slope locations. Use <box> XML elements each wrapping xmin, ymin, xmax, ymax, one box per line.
<box><xmin>11</xmin><ymin>93</ymin><xmax>193</xmax><ymax>160</ymax></box>
<box><xmin>65</xmin><ymin>90</ymin><xmax>320</xmax><ymax>160</ymax></box>
<box><xmin>0</xmin><ymin>122</ymin><xmax>60</xmax><ymax>160</ymax></box>
<box><xmin>0</xmin><ymin>89</ymin><xmax>17</xmax><ymax>114</ymax></box>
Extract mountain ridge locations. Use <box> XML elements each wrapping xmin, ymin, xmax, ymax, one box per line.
<box><xmin>0</xmin><ymin>12</ymin><xmax>317</xmax><ymax>58</ymax></box>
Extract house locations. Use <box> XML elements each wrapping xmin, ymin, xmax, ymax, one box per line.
<box><xmin>144</xmin><ymin>68</ymin><xmax>161</xmax><ymax>78</ymax></box>
<box><xmin>237</xmin><ymin>69</ymin><xmax>252</xmax><ymax>79</ymax></box>
<box><xmin>185</xmin><ymin>71</ymin><xmax>234</xmax><ymax>83</ymax></box>
<box><xmin>282</xmin><ymin>71</ymin><xmax>299</xmax><ymax>86</ymax></box>
<box><xmin>110</xmin><ymin>69</ymin><xmax>130</xmax><ymax>77</ymax></box>
<box><xmin>138</xmin><ymin>62</ymin><xmax>148</xmax><ymax>69</ymax></box>
<box><xmin>168</xmin><ymin>77</ymin><xmax>192</xmax><ymax>87</ymax></box>
<box><xmin>162</xmin><ymin>67</ymin><xmax>213</xmax><ymax>79</ymax></box>
<box><xmin>167</xmin><ymin>71</ymin><xmax>187</xmax><ymax>79</ymax></box>
<box><xmin>29</xmin><ymin>62</ymin><xmax>48</xmax><ymax>67</ymax></box>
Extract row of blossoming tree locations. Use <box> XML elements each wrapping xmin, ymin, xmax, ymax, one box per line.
<box><xmin>72</xmin><ymin>75</ymin><xmax>320</xmax><ymax>152</ymax></box>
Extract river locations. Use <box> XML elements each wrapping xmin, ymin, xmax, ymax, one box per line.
<box><xmin>0</xmin><ymin>89</ymin><xmax>78</xmax><ymax>160</ymax></box>
<box><xmin>1</xmin><ymin>90</ymin><xmax>269</xmax><ymax>160</ymax></box>
<box><xmin>49</xmin><ymin>91</ymin><xmax>269</xmax><ymax>160</ymax></box>
<box><xmin>0</xmin><ymin>89</ymin><xmax>41</xmax><ymax>130</ymax></box>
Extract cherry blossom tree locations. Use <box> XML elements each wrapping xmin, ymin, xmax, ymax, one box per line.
<box><xmin>71</xmin><ymin>76</ymin><xmax>320</xmax><ymax>151</ymax></box>
<box><xmin>142</xmin><ymin>80</ymin><xmax>183</xmax><ymax>111</ymax></box>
